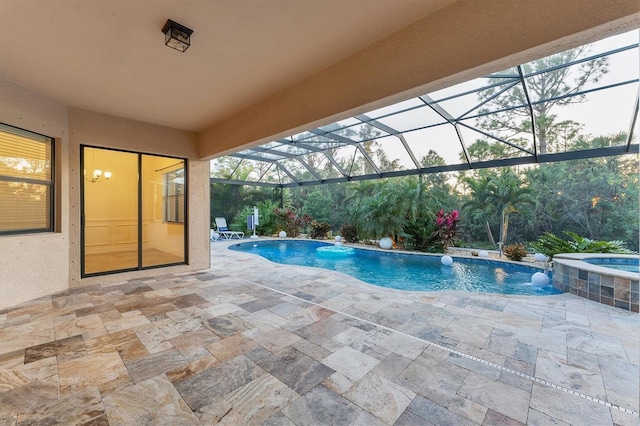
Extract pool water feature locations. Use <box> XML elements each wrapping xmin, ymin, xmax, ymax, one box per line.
<box><xmin>230</xmin><ymin>240</ymin><xmax>559</xmax><ymax>295</ymax></box>
<box><xmin>316</xmin><ymin>245</ymin><xmax>355</xmax><ymax>257</ymax></box>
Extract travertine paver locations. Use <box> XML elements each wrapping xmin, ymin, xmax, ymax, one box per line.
<box><xmin>457</xmin><ymin>370</ymin><xmax>531</xmax><ymax>423</ymax></box>
<box><xmin>343</xmin><ymin>372</ymin><xmax>416</xmax><ymax>424</ymax></box>
<box><xmin>0</xmin><ymin>239</ymin><xmax>637</xmax><ymax>425</ymax></box>
<box><xmin>322</xmin><ymin>346</ymin><xmax>380</xmax><ymax>381</ymax></box>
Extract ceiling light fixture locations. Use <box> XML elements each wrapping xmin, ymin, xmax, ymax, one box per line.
<box><xmin>162</xmin><ymin>19</ymin><xmax>193</xmax><ymax>52</ymax></box>
<box><xmin>85</xmin><ymin>169</ymin><xmax>112</xmax><ymax>183</ymax></box>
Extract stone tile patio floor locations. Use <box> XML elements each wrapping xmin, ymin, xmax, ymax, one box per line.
<box><xmin>1</xmin><ymin>240</ymin><xmax>638</xmax><ymax>425</ymax></box>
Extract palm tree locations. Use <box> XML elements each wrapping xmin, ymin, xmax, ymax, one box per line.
<box><xmin>347</xmin><ymin>177</ymin><xmax>423</xmax><ymax>242</ymax></box>
<box><xmin>488</xmin><ymin>169</ymin><xmax>534</xmax><ymax>248</ymax></box>
<box><xmin>462</xmin><ymin>172</ymin><xmax>498</xmax><ymax>245</ymax></box>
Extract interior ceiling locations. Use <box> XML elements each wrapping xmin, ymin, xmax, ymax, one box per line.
<box><xmin>0</xmin><ymin>0</ymin><xmax>457</xmax><ymax>132</ymax></box>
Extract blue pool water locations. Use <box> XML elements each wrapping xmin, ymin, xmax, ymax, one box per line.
<box><xmin>229</xmin><ymin>240</ymin><xmax>560</xmax><ymax>295</ymax></box>
<box><xmin>584</xmin><ymin>257</ymin><xmax>640</xmax><ymax>273</ymax></box>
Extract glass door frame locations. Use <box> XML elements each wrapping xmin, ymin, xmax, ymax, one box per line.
<box><xmin>80</xmin><ymin>145</ymin><xmax>188</xmax><ymax>278</ymax></box>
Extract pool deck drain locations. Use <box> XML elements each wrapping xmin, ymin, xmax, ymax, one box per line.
<box><xmin>246</xmin><ymin>277</ymin><xmax>640</xmax><ymax>418</ymax></box>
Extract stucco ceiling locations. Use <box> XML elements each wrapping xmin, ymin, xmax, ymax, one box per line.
<box><xmin>0</xmin><ymin>0</ymin><xmax>456</xmax><ymax>132</ymax></box>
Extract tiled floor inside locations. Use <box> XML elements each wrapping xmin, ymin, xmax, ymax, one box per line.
<box><xmin>1</xmin><ymin>240</ymin><xmax>638</xmax><ymax>425</ymax></box>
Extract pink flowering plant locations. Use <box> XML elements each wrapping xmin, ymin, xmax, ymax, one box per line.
<box><xmin>273</xmin><ymin>208</ymin><xmax>311</xmax><ymax>237</ymax></box>
<box><xmin>432</xmin><ymin>209</ymin><xmax>460</xmax><ymax>251</ymax></box>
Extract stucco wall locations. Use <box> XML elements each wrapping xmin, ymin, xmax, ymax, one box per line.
<box><xmin>0</xmin><ymin>79</ymin><xmax>211</xmax><ymax>310</ymax></box>
<box><xmin>0</xmin><ymin>77</ymin><xmax>70</xmax><ymax>310</ymax></box>
<box><xmin>67</xmin><ymin>108</ymin><xmax>210</xmax><ymax>288</ymax></box>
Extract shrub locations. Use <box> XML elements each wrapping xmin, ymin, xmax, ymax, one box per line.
<box><xmin>402</xmin><ymin>210</ymin><xmax>461</xmax><ymax>253</ymax></box>
<box><xmin>503</xmin><ymin>243</ymin><xmax>528</xmax><ymax>261</ymax></box>
<box><xmin>231</xmin><ymin>201</ymin><xmax>281</xmax><ymax>235</ymax></box>
<box><xmin>273</xmin><ymin>208</ymin><xmax>311</xmax><ymax>237</ymax></box>
<box><xmin>530</xmin><ymin>231</ymin><xmax>635</xmax><ymax>259</ymax></box>
<box><xmin>339</xmin><ymin>224</ymin><xmax>358</xmax><ymax>243</ymax></box>
<box><xmin>432</xmin><ymin>209</ymin><xmax>460</xmax><ymax>251</ymax></box>
<box><xmin>230</xmin><ymin>206</ymin><xmax>252</xmax><ymax>233</ymax></box>
<box><xmin>402</xmin><ymin>220</ymin><xmax>437</xmax><ymax>252</ymax></box>
<box><xmin>309</xmin><ymin>221</ymin><xmax>332</xmax><ymax>239</ymax></box>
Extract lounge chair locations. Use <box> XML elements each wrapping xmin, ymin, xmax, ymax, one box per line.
<box><xmin>215</xmin><ymin>217</ymin><xmax>244</xmax><ymax>239</ymax></box>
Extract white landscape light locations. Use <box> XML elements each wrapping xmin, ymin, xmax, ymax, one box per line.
<box><xmin>441</xmin><ymin>255</ymin><xmax>453</xmax><ymax>266</ymax></box>
<box><xmin>534</xmin><ymin>253</ymin><xmax>547</xmax><ymax>262</ymax></box>
<box><xmin>379</xmin><ymin>237</ymin><xmax>393</xmax><ymax>249</ymax></box>
<box><xmin>531</xmin><ymin>272</ymin><xmax>550</xmax><ymax>286</ymax></box>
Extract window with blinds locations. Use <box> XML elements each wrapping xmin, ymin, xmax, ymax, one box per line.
<box><xmin>163</xmin><ymin>168</ymin><xmax>184</xmax><ymax>223</ymax></box>
<box><xmin>0</xmin><ymin>123</ymin><xmax>54</xmax><ymax>234</ymax></box>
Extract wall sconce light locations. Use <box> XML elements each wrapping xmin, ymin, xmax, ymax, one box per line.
<box><xmin>85</xmin><ymin>169</ymin><xmax>112</xmax><ymax>183</ymax></box>
<box><xmin>162</xmin><ymin>19</ymin><xmax>194</xmax><ymax>52</ymax></box>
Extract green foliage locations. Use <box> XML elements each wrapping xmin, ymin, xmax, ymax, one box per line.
<box><xmin>433</xmin><ymin>209</ymin><xmax>461</xmax><ymax>251</ymax></box>
<box><xmin>254</xmin><ymin>200</ymin><xmax>280</xmax><ymax>235</ymax></box>
<box><xmin>230</xmin><ymin>205</ymin><xmax>254</xmax><ymax>233</ymax></box>
<box><xmin>462</xmin><ymin>168</ymin><xmax>533</xmax><ymax>247</ymax></box>
<box><xmin>339</xmin><ymin>224</ymin><xmax>358</xmax><ymax>243</ymax></box>
<box><xmin>293</xmin><ymin>185</ymin><xmax>349</xmax><ymax>231</ymax></box>
<box><xmin>503</xmin><ymin>243</ymin><xmax>528</xmax><ymax>261</ymax></box>
<box><xmin>347</xmin><ymin>177</ymin><xmax>429</xmax><ymax>241</ymax></box>
<box><xmin>309</xmin><ymin>221</ymin><xmax>332</xmax><ymax>239</ymax></box>
<box><xmin>211</xmin><ymin>174</ymin><xmax>280</xmax><ymax>232</ymax></box>
<box><xmin>230</xmin><ymin>200</ymin><xmax>280</xmax><ymax>235</ymax></box>
<box><xmin>523</xmin><ymin>141</ymin><xmax>639</xmax><ymax>251</ymax></box>
<box><xmin>402</xmin><ymin>209</ymin><xmax>460</xmax><ymax>253</ymax></box>
<box><xmin>529</xmin><ymin>232</ymin><xmax>573</xmax><ymax>257</ymax></box>
<box><xmin>530</xmin><ymin>231</ymin><xmax>635</xmax><ymax>258</ymax></box>
<box><xmin>402</xmin><ymin>219</ymin><xmax>437</xmax><ymax>252</ymax></box>
<box><xmin>273</xmin><ymin>208</ymin><xmax>311</xmax><ymax>237</ymax></box>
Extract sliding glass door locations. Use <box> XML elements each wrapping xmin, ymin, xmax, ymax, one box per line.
<box><xmin>141</xmin><ymin>155</ymin><xmax>186</xmax><ymax>268</ymax></box>
<box><xmin>81</xmin><ymin>146</ymin><xmax>186</xmax><ymax>276</ymax></box>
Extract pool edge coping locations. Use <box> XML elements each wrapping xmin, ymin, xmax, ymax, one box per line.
<box><xmin>553</xmin><ymin>253</ymin><xmax>639</xmax><ymax>280</ymax></box>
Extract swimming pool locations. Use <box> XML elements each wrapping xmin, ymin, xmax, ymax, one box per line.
<box><xmin>229</xmin><ymin>240</ymin><xmax>559</xmax><ymax>295</ymax></box>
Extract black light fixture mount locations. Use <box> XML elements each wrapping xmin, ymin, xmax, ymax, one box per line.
<box><xmin>162</xmin><ymin>19</ymin><xmax>193</xmax><ymax>52</ymax></box>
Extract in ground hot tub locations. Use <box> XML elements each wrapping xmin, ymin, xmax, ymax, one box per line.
<box><xmin>552</xmin><ymin>253</ymin><xmax>639</xmax><ymax>311</ymax></box>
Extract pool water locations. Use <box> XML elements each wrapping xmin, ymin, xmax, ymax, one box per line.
<box><xmin>584</xmin><ymin>258</ymin><xmax>640</xmax><ymax>273</ymax></box>
<box><xmin>229</xmin><ymin>240</ymin><xmax>560</xmax><ymax>295</ymax></box>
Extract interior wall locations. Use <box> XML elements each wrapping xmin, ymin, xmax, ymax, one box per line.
<box><xmin>68</xmin><ymin>108</ymin><xmax>210</xmax><ymax>288</ymax></box>
<box><xmin>83</xmin><ymin>148</ymin><xmax>139</xmax><ymax>255</ymax></box>
<box><xmin>141</xmin><ymin>155</ymin><xmax>186</xmax><ymax>258</ymax></box>
<box><xmin>0</xmin><ymin>77</ymin><xmax>70</xmax><ymax>310</ymax></box>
